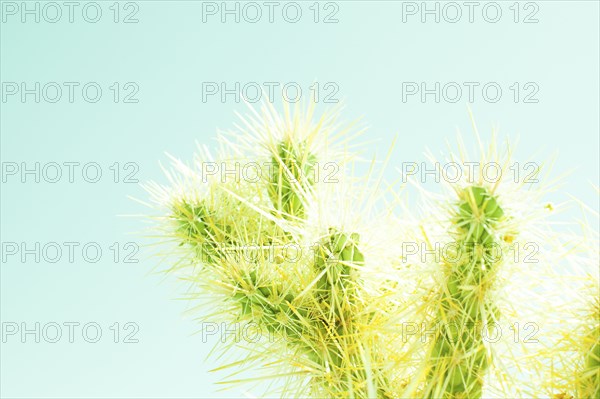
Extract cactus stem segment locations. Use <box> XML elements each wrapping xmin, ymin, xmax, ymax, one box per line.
<box><xmin>426</xmin><ymin>185</ymin><xmax>505</xmax><ymax>399</ymax></box>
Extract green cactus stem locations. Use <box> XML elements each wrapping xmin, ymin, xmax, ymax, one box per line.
<box><xmin>310</xmin><ymin>229</ymin><xmax>391</xmax><ymax>398</ymax></box>
<box><xmin>268</xmin><ymin>139</ymin><xmax>317</xmax><ymax>221</ymax></box>
<box><xmin>426</xmin><ymin>185</ymin><xmax>505</xmax><ymax>399</ymax></box>
<box><xmin>172</xmin><ymin>199</ymin><xmax>231</xmax><ymax>264</ymax></box>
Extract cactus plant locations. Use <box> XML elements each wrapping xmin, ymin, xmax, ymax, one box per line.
<box><xmin>143</xmin><ymin>101</ymin><xmax>400</xmax><ymax>398</ymax></box>
<box><xmin>142</xmin><ymin>103</ymin><xmax>599</xmax><ymax>398</ymax></box>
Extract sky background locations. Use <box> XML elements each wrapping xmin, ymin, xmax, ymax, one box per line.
<box><xmin>1</xmin><ymin>1</ymin><xmax>599</xmax><ymax>397</ymax></box>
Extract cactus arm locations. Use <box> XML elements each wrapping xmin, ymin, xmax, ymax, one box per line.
<box><xmin>426</xmin><ymin>185</ymin><xmax>505</xmax><ymax>399</ymax></box>
<box><xmin>311</xmin><ymin>230</ymin><xmax>391</xmax><ymax>398</ymax></box>
<box><xmin>268</xmin><ymin>140</ymin><xmax>317</xmax><ymax>221</ymax></box>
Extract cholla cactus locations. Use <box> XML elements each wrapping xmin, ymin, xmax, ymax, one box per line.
<box><xmin>143</xmin><ymin>101</ymin><xmax>400</xmax><ymax>398</ymax></box>
<box><xmin>142</xmin><ymin>104</ymin><xmax>599</xmax><ymax>398</ymax></box>
<box><xmin>394</xmin><ymin>131</ymin><xmax>589</xmax><ymax>399</ymax></box>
